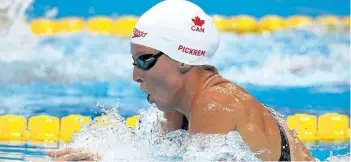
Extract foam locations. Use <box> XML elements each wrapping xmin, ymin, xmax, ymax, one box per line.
<box><xmin>64</xmin><ymin>103</ymin><xmax>350</xmax><ymax>161</ymax></box>
<box><xmin>65</xmin><ymin>105</ymin><xmax>260</xmax><ymax>161</ymax></box>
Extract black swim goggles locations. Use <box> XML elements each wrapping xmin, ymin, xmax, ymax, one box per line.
<box><xmin>132</xmin><ymin>52</ymin><xmax>164</xmax><ymax>70</ymax></box>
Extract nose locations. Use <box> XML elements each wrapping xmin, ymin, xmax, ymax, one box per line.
<box><xmin>133</xmin><ymin>66</ymin><xmax>144</xmax><ymax>83</ymax></box>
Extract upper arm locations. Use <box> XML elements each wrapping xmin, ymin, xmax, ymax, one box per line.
<box><xmin>236</xmin><ymin>123</ymin><xmax>272</xmax><ymax>159</ymax></box>
<box><xmin>188</xmin><ymin>86</ymin><xmax>274</xmax><ymax>160</ymax></box>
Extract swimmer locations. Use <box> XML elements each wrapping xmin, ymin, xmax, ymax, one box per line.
<box><xmin>47</xmin><ymin>0</ymin><xmax>315</xmax><ymax>161</ymax></box>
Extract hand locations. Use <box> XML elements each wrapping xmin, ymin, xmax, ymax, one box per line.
<box><xmin>46</xmin><ymin>147</ymin><xmax>102</xmax><ymax>161</ymax></box>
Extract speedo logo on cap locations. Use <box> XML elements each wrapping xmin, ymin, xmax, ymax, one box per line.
<box><xmin>191</xmin><ymin>16</ymin><xmax>205</xmax><ymax>33</ymax></box>
<box><xmin>178</xmin><ymin>45</ymin><xmax>206</xmax><ymax>56</ymax></box>
<box><xmin>132</xmin><ymin>28</ymin><xmax>147</xmax><ymax>38</ymax></box>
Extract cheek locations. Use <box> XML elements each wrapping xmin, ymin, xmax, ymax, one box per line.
<box><xmin>146</xmin><ymin>69</ymin><xmax>181</xmax><ymax>98</ymax></box>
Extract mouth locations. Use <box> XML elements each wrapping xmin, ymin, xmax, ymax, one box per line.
<box><xmin>140</xmin><ymin>87</ymin><xmax>154</xmax><ymax>104</ymax></box>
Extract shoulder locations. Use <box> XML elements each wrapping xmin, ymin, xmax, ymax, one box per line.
<box><xmin>192</xmin><ymin>82</ymin><xmax>252</xmax><ymax>113</ymax></box>
<box><xmin>188</xmin><ymin>82</ymin><xmax>249</xmax><ymax>134</ymax></box>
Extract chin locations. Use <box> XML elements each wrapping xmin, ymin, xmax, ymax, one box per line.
<box><xmin>155</xmin><ymin>103</ymin><xmax>174</xmax><ymax>112</ymax></box>
<box><xmin>155</xmin><ymin>107</ymin><xmax>167</xmax><ymax>112</ymax></box>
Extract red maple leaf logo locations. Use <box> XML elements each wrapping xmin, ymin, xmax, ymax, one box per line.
<box><xmin>192</xmin><ymin>16</ymin><xmax>205</xmax><ymax>27</ymax></box>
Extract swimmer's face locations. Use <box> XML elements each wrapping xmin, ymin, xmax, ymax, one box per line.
<box><xmin>130</xmin><ymin>43</ymin><xmax>184</xmax><ymax>112</ymax></box>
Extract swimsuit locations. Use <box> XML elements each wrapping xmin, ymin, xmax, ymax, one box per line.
<box><xmin>277</xmin><ymin>120</ymin><xmax>291</xmax><ymax>161</ymax></box>
<box><xmin>265</xmin><ymin>104</ymin><xmax>291</xmax><ymax>161</ymax></box>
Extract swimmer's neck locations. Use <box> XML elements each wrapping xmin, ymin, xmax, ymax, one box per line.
<box><xmin>174</xmin><ymin>67</ymin><xmax>223</xmax><ymax>118</ymax></box>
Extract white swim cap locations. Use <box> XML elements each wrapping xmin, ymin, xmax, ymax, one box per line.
<box><xmin>130</xmin><ymin>0</ymin><xmax>220</xmax><ymax>65</ymax></box>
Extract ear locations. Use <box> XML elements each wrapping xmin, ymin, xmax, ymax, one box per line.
<box><xmin>177</xmin><ymin>62</ymin><xmax>191</xmax><ymax>73</ymax></box>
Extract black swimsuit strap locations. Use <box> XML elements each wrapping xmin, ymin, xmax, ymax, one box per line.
<box><xmin>278</xmin><ymin>123</ymin><xmax>291</xmax><ymax>161</ymax></box>
<box><xmin>181</xmin><ymin>115</ymin><xmax>189</xmax><ymax>131</ymax></box>
<box><xmin>262</xmin><ymin>104</ymin><xmax>291</xmax><ymax>161</ymax></box>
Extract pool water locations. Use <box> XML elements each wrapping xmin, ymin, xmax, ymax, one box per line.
<box><xmin>0</xmin><ymin>143</ymin><xmax>56</xmax><ymax>161</ymax></box>
<box><xmin>0</xmin><ymin>136</ymin><xmax>349</xmax><ymax>161</ymax></box>
<box><xmin>0</xmin><ymin>18</ymin><xmax>350</xmax><ymax>161</ymax></box>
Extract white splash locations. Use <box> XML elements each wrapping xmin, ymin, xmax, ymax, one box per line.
<box><xmin>65</xmin><ymin>105</ymin><xmax>260</xmax><ymax>161</ymax></box>
<box><xmin>63</xmin><ymin>103</ymin><xmax>350</xmax><ymax>161</ymax></box>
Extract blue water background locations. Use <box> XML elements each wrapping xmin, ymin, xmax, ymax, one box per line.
<box><xmin>0</xmin><ymin>0</ymin><xmax>350</xmax><ymax>161</ymax></box>
<box><xmin>26</xmin><ymin>0</ymin><xmax>350</xmax><ymax>20</ymax></box>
